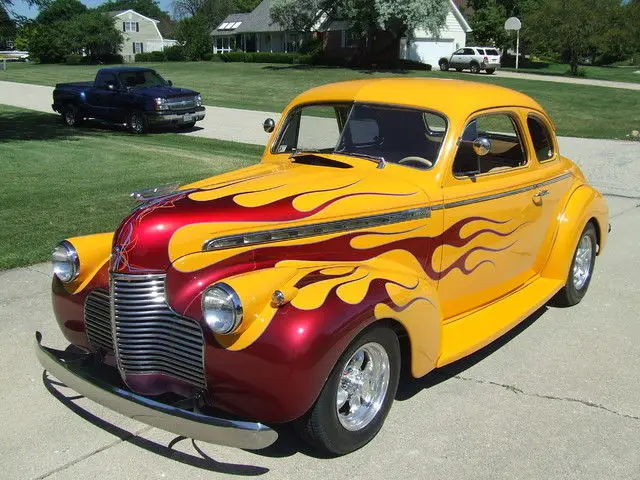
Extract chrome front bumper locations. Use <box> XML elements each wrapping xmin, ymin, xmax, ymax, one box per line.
<box><xmin>35</xmin><ymin>332</ymin><xmax>277</xmax><ymax>450</ymax></box>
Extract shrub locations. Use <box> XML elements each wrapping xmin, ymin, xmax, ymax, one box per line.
<box><xmin>135</xmin><ymin>51</ymin><xmax>167</xmax><ymax>62</ymax></box>
<box><xmin>219</xmin><ymin>52</ymin><xmax>313</xmax><ymax>64</ymax></box>
<box><xmin>65</xmin><ymin>54</ymin><xmax>82</xmax><ymax>65</ymax></box>
<box><xmin>78</xmin><ymin>53</ymin><xmax>123</xmax><ymax>65</ymax></box>
<box><xmin>165</xmin><ymin>45</ymin><xmax>186</xmax><ymax>62</ymax></box>
<box><xmin>201</xmin><ymin>51</ymin><xmax>213</xmax><ymax>61</ymax></box>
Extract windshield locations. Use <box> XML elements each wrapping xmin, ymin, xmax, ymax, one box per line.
<box><xmin>273</xmin><ymin>103</ymin><xmax>447</xmax><ymax>170</ymax></box>
<box><xmin>118</xmin><ymin>70</ymin><xmax>167</xmax><ymax>89</ymax></box>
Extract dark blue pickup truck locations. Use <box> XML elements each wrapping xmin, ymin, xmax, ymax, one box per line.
<box><xmin>52</xmin><ymin>66</ymin><xmax>206</xmax><ymax>133</ymax></box>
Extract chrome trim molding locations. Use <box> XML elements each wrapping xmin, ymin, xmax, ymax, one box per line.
<box><xmin>203</xmin><ymin>207</ymin><xmax>432</xmax><ymax>252</ymax></box>
<box><xmin>35</xmin><ymin>332</ymin><xmax>278</xmax><ymax>450</ymax></box>
<box><xmin>432</xmin><ymin>172</ymin><xmax>572</xmax><ymax>211</ymax></box>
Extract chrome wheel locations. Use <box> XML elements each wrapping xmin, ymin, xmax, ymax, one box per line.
<box><xmin>336</xmin><ymin>342</ymin><xmax>390</xmax><ymax>431</ymax></box>
<box><xmin>572</xmin><ymin>233</ymin><xmax>593</xmax><ymax>290</ymax></box>
<box><xmin>64</xmin><ymin>109</ymin><xmax>76</xmax><ymax>126</ymax></box>
<box><xmin>130</xmin><ymin>113</ymin><xmax>145</xmax><ymax>133</ymax></box>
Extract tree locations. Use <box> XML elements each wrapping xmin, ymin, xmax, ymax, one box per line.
<box><xmin>175</xmin><ymin>13</ymin><xmax>211</xmax><ymax>59</ymax></box>
<box><xmin>0</xmin><ymin>5</ymin><xmax>16</xmax><ymax>49</ymax></box>
<box><xmin>270</xmin><ymin>0</ymin><xmax>326</xmax><ymax>32</ymax></box>
<box><xmin>234</xmin><ymin>0</ymin><xmax>261</xmax><ymax>12</ymax></box>
<box><xmin>468</xmin><ymin>0</ymin><xmax>507</xmax><ymax>46</ymax></box>
<box><xmin>523</xmin><ymin>0</ymin><xmax>624</xmax><ymax>74</ymax></box>
<box><xmin>36</xmin><ymin>0</ymin><xmax>87</xmax><ymax>25</ymax></box>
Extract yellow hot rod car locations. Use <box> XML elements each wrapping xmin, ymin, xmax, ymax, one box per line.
<box><xmin>38</xmin><ymin>78</ymin><xmax>608</xmax><ymax>456</ymax></box>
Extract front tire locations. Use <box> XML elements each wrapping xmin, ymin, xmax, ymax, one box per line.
<box><xmin>295</xmin><ymin>326</ymin><xmax>400</xmax><ymax>456</ymax></box>
<box><xmin>128</xmin><ymin>111</ymin><xmax>147</xmax><ymax>134</ymax></box>
<box><xmin>485</xmin><ymin>68</ymin><xmax>496</xmax><ymax>74</ymax></box>
<box><xmin>552</xmin><ymin>222</ymin><xmax>597</xmax><ymax>307</ymax></box>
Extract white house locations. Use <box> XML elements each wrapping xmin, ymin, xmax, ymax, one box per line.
<box><xmin>400</xmin><ymin>0</ymin><xmax>472</xmax><ymax>67</ymax></box>
<box><xmin>109</xmin><ymin>10</ymin><xmax>177</xmax><ymax>62</ymax></box>
<box><xmin>211</xmin><ymin>0</ymin><xmax>471</xmax><ymax>68</ymax></box>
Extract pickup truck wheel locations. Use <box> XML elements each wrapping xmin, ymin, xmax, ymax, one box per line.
<box><xmin>485</xmin><ymin>68</ymin><xmax>496</xmax><ymax>74</ymax></box>
<box><xmin>62</xmin><ymin>105</ymin><xmax>81</xmax><ymax>127</ymax></box>
<box><xmin>439</xmin><ymin>60</ymin><xmax>449</xmax><ymax>71</ymax></box>
<box><xmin>470</xmin><ymin>62</ymin><xmax>481</xmax><ymax>74</ymax></box>
<box><xmin>295</xmin><ymin>325</ymin><xmax>400</xmax><ymax>456</ymax></box>
<box><xmin>552</xmin><ymin>222</ymin><xmax>597</xmax><ymax>307</ymax></box>
<box><xmin>128</xmin><ymin>111</ymin><xmax>147</xmax><ymax>134</ymax></box>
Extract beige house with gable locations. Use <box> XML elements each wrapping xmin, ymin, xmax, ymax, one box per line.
<box><xmin>109</xmin><ymin>10</ymin><xmax>177</xmax><ymax>62</ymax></box>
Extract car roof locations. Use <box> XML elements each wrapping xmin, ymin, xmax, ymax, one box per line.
<box><xmin>99</xmin><ymin>66</ymin><xmax>155</xmax><ymax>73</ymax></box>
<box><xmin>289</xmin><ymin>78</ymin><xmax>545</xmax><ymax>120</ymax></box>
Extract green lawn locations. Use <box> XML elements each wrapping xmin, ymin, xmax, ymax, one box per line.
<box><xmin>504</xmin><ymin>63</ymin><xmax>640</xmax><ymax>84</ymax></box>
<box><xmin>1</xmin><ymin>62</ymin><xmax>640</xmax><ymax>139</ymax></box>
<box><xmin>0</xmin><ymin>104</ymin><xmax>262</xmax><ymax>270</ymax></box>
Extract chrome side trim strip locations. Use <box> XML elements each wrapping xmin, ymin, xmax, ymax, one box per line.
<box><xmin>431</xmin><ymin>172</ymin><xmax>572</xmax><ymax>211</ymax></box>
<box><xmin>203</xmin><ymin>207</ymin><xmax>431</xmax><ymax>251</ymax></box>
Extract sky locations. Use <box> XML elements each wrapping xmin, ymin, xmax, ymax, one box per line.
<box><xmin>10</xmin><ymin>0</ymin><xmax>174</xmax><ymax>19</ymax></box>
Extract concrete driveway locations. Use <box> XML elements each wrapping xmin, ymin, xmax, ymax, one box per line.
<box><xmin>1</xmin><ymin>79</ymin><xmax>640</xmax><ymax>479</ymax></box>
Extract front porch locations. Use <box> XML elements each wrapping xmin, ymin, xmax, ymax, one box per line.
<box><xmin>213</xmin><ymin>32</ymin><xmax>302</xmax><ymax>55</ymax></box>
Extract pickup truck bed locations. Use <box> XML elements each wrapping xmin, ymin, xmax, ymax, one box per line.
<box><xmin>52</xmin><ymin>66</ymin><xmax>205</xmax><ymax>133</ymax></box>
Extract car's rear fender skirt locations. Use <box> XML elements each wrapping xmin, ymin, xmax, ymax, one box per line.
<box><xmin>541</xmin><ymin>185</ymin><xmax>609</xmax><ymax>282</ymax></box>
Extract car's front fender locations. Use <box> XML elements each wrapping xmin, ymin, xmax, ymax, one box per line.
<box><xmin>167</xmin><ymin>262</ymin><xmax>441</xmax><ymax>423</ymax></box>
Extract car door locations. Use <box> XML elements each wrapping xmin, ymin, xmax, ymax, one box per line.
<box><xmin>437</xmin><ymin>109</ymin><xmax>566</xmax><ymax>320</ymax></box>
<box><xmin>450</xmin><ymin>49</ymin><xmax>465</xmax><ymax>68</ymax></box>
<box><xmin>89</xmin><ymin>71</ymin><xmax>118</xmax><ymax>121</ymax></box>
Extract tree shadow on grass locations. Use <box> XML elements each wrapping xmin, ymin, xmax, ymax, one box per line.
<box><xmin>261</xmin><ymin>64</ymin><xmax>416</xmax><ymax>75</ymax></box>
<box><xmin>0</xmin><ymin>109</ymin><xmax>106</xmax><ymax>143</ymax></box>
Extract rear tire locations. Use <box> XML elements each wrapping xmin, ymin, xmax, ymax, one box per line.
<box><xmin>485</xmin><ymin>68</ymin><xmax>496</xmax><ymax>74</ymax></box>
<box><xmin>62</xmin><ymin>104</ymin><xmax>81</xmax><ymax>127</ymax></box>
<box><xmin>128</xmin><ymin>111</ymin><xmax>147</xmax><ymax>134</ymax></box>
<box><xmin>552</xmin><ymin>222</ymin><xmax>597</xmax><ymax>307</ymax></box>
<box><xmin>470</xmin><ymin>62</ymin><xmax>481</xmax><ymax>74</ymax></box>
<box><xmin>439</xmin><ymin>60</ymin><xmax>449</xmax><ymax>71</ymax></box>
<box><xmin>295</xmin><ymin>326</ymin><xmax>400</xmax><ymax>456</ymax></box>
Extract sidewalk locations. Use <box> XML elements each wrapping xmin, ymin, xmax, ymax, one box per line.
<box><xmin>494</xmin><ymin>70</ymin><xmax>640</xmax><ymax>91</ymax></box>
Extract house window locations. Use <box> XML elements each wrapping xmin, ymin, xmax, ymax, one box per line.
<box><xmin>214</xmin><ymin>37</ymin><xmax>232</xmax><ymax>54</ymax></box>
<box><xmin>123</xmin><ymin>21</ymin><xmax>139</xmax><ymax>32</ymax></box>
<box><xmin>133</xmin><ymin>42</ymin><xmax>144</xmax><ymax>54</ymax></box>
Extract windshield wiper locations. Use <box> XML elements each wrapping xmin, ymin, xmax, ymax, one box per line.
<box><xmin>334</xmin><ymin>150</ymin><xmax>387</xmax><ymax>169</ymax></box>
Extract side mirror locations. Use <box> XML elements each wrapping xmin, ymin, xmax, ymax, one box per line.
<box><xmin>472</xmin><ymin>137</ymin><xmax>491</xmax><ymax>157</ymax></box>
<box><xmin>167</xmin><ymin>80</ymin><xmax>173</xmax><ymax>86</ymax></box>
<box><xmin>106</xmin><ymin>82</ymin><xmax>115</xmax><ymax>91</ymax></box>
<box><xmin>263</xmin><ymin>118</ymin><xmax>276</xmax><ymax>134</ymax></box>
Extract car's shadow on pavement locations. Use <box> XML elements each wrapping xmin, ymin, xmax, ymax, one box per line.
<box><xmin>396</xmin><ymin>306</ymin><xmax>549</xmax><ymax>401</ymax></box>
<box><xmin>42</xmin><ymin>371</ymin><xmax>271</xmax><ymax>475</ymax></box>
<box><xmin>41</xmin><ymin>306</ymin><xmax>549</xmax><ymax>464</ymax></box>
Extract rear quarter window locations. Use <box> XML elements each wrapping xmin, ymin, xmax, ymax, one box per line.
<box><xmin>485</xmin><ymin>49</ymin><xmax>499</xmax><ymax>56</ymax></box>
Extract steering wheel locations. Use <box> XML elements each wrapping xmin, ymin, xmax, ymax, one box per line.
<box><xmin>398</xmin><ymin>156</ymin><xmax>433</xmax><ymax>169</ymax></box>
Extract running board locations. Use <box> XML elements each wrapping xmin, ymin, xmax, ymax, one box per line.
<box><xmin>437</xmin><ymin>277</ymin><xmax>563</xmax><ymax>367</ymax></box>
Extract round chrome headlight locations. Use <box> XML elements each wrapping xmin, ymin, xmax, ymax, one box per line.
<box><xmin>51</xmin><ymin>241</ymin><xmax>79</xmax><ymax>283</ymax></box>
<box><xmin>202</xmin><ymin>283</ymin><xmax>243</xmax><ymax>334</ymax></box>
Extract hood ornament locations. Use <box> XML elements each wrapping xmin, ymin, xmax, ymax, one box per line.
<box><xmin>130</xmin><ymin>183</ymin><xmax>181</xmax><ymax>202</ymax></box>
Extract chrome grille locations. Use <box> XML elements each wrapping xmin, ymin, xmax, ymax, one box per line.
<box><xmin>112</xmin><ymin>274</ymin><xmax>206</xmax><ymax>388</ymax></box>
<box><xmin>166</xmin><ymin>96</ymin><xmax>198</xmax><ymax>111</ymax></box>
<box><xmin>84</xmin><ymin>288</ymin><xmax>113</xmax><ymax>351</ymax></box>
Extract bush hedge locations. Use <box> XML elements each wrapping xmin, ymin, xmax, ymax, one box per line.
<box><xmin>134</xmin><ymin>46</ymin><xmax>187</xmax><ymax>63</ymax></box>
<box><xmin>135</xmin><ymin>51</ymin><xmax>168</xmax><ymax>62</ymax></box>
<box><xmin>219</xmin><ymin>52</ymin><xmax>313</xmax><ymax>64</ymax></box>
<box><xmin>66</xmin><ymin>53</ymin><xmax>124</xmax><ymax>65</ymax></box>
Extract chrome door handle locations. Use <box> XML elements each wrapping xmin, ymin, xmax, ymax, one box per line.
<box><xmin>533</xmin><ymin>189</ymin><xmax>550</xmax><ymax>198</ymax></box>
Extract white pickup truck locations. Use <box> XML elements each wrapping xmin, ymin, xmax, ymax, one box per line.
<box><xmin>439</xmin><ymin>46</ymin><xmax>501</xmax><ymax>74</ymax></box>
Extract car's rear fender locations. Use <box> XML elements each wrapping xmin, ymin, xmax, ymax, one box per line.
<box><xmin>541</xmin><ymin>184</ymin><xmax>609</xmax><ymax>282</ymax></box>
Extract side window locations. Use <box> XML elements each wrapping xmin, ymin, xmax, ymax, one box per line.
<box><xmin>463</xmin><ymin>48</ymin><xmax>475</xmax><ymax>55</ymax></box>
<box><xmin>274</xmin><ymin>105</ymin><xmax>345</xmax><ymax>154</ymax></box>
<box><xmin>476</xmin><ymin>48</ymin><xmax>485</xmax><ymax>55</ymax></box>
<box><xmin>527</xmin><ymin>115</ymin><xmax>555</xmax><ymax>162</ymax></box>
<box><xmin>453</xmin><ymin>113</ymin><xmax>527</xmax><ymax>176</ymax></box>
<box><xmin>454</xmin><ymin>49</ymin><xmax>464</xmax><ymax>55</ymax></box>
<box><xmin>96</xmin><ymin>72</ymin><xmax>116</xmax><ymax>89</ymax></box>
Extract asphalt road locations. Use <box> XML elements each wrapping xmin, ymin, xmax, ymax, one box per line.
<box><xmin>1</xmin><ymin>80</ymin><xmax>639</xmax><ymax>479</ymax></box>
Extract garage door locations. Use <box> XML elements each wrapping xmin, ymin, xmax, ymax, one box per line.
<box><xmin>404</xmin><ymin>39</ymin><xmax>455</xmax><ymax>69</ymax></box>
